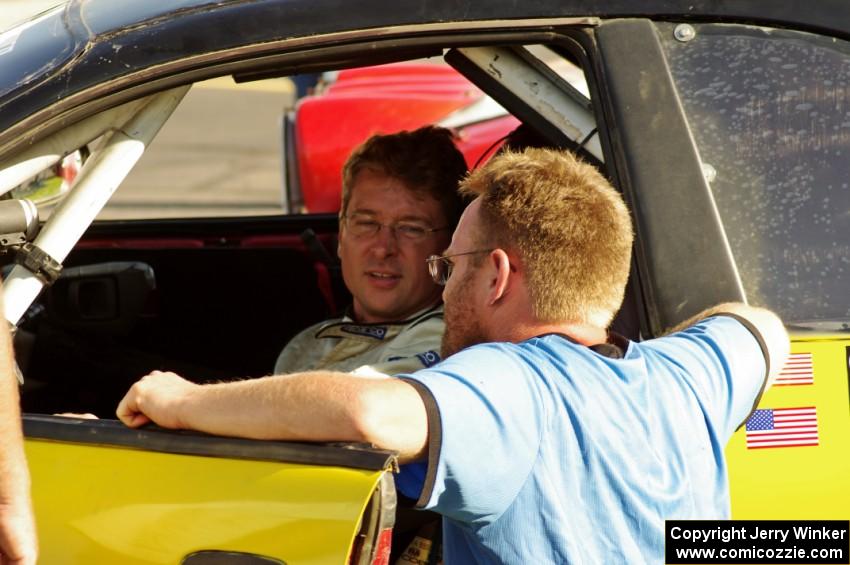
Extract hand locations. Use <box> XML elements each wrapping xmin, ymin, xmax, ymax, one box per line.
<box><xmin>116</xmin><ymin>371</ymin><xmax>197</xmax><ymax>429</ymax></box>
<box><xmin>0</xmin><ymin>500</ymin><xmax>37</xmax><ymax>565</ymax></box>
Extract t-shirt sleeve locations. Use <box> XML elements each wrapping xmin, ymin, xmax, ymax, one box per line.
<box><xmin>396</xmin><ymin>343</ymin><xmax>547</xmax><ymax>523</ymax></box>
<box><xmin>648</xmin><ymin>315</ymin><xmax>768</xmax><ymax>439</ymax></box>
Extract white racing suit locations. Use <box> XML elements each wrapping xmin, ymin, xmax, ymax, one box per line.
<box><xmin>274</xmin><ymin>304</ymin><xmax>444</xmax><ymax>376</ymax></box>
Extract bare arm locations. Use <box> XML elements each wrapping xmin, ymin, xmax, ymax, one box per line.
<box><xmin>667</xmin><ymin>302</ymin><xmax>790</xmax><ymax>389</ymax></box>
<box><xmin>117</xmin><ymin>370</ymin><xmax>429</xmax><ymax>463</ymax></box>
<box><xmin>0</xmin><ymin>295</ymin><xmax>37</xmax><ymax>564</ymax></box>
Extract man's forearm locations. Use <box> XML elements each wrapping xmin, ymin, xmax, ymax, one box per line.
<box><xmin>180</xmin><ymin>372</ymin><xmax>372</xmax><ymax>441</ymax></box>
<box><xmin>122</xmin><ymin>370</ymin><xmax>429</xmax><ymax>461</ymax></box>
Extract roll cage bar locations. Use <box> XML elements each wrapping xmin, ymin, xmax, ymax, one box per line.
<box><xmin>0</xmin><ymin>85</ymin><xmax>190</xmax><ymax>324</ymax></box>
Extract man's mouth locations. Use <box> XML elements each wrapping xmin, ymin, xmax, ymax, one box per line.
<box><xmin>367</xmin><ymin>271</ymin><xmax>401</xmax><ymax>280</ymax></box>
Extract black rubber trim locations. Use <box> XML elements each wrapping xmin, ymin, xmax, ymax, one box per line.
<box><xmin>24</xmin><ymin>415</ymin><xmax>396</xmax><ymax>471</ymax></box>
<box><xmin>709</xmin><ymin>313</ymin><xmax>771</xmax><ymax>431</ymax></box>
<box><xmin>398</xmin><ymin>378</ymin><xmax>443</xmax><ymax>509</ymax></box>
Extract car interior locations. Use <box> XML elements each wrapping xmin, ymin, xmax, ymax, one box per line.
<box><xmin>0</xmin><ymin>38</ymin><xmax>649</xmax><ymax>422</ymax></box>
<box><xmin>1</xmin><ymin>44</ymin><xmax>643</xmax><ymax>557</ymax></box>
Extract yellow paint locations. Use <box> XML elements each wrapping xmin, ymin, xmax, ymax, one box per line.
<box><xmin>727</xmin><ymin>334</ymin><xmax>850</xmax><ymax>518</ymax></box>
<box><xmin>26</xmin><ymin>439</ymin><xmax>385</xmax><ymax>564</ymax></box>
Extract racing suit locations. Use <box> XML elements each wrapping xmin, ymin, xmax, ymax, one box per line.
<box><xmin>274</xmin><ymin>304</ymin><xmax>444</xmax><ymax>376</ymax></box>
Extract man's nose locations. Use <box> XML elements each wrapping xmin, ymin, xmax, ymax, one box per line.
<box><xmin>371</xmin><ymin>224</ymin><xmax>399</xmax><ymax>256</ymax></box>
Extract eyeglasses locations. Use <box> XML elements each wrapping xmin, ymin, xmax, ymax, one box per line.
<box><xmin>343</xmin><ymin>215</ymin><xmax>448</xmax><ymax>242</ymax></box>
<box><xmin>426</xmin><ymin>250</ymin><xmax>493</xmax><ymax>286</ymax></box>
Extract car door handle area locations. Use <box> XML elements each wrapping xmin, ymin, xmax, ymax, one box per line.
<box><xmin>182</xmin><ymin>550</ymin><xmax>285</xmax><ymax>565</ymax></box>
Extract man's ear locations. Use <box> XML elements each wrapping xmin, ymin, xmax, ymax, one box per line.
<box><xmin>486</xmin><ymin>249</ymin><xmax>513</xmax><ymax>306</ymax></box>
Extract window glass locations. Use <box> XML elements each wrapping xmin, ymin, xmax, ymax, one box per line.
<box><xmin>55</xmin><ymin>45</ymin><xmax>586</xmax><ymax>221</ymax></box>
<box><xmin>103</xmin><ymin>57</ymin><xmax>519</xmax><ymax>218</ymax></box>
<box><xmin>662</xmin><ymin>24</ymin><xmax>850</xmax><ymax>329</ymax></box>
<box><xmin>100</xmin><ymin>76</ymin><xmax>289</xmax><ymax>219</ymax></box>
<box><xmin>526</xmin><ymin>44</ymin><xmax>590</xmax><ymax>99</ymax></box>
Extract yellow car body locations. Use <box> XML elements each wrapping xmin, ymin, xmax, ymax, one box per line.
<box><xmin>24</xmin><ymin>418</ymin><xmax>395</xmax><ymax>564</ymax></box>
<box><xmin>727</xmin><ymin>334</ymin><xmax>850</xmax><ymax>519</ymax></box>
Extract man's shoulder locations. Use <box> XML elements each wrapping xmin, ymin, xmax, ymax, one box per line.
<box><xmin>403</xmin><ymin>304</ymin><xmax>444</xmax><ymax>325</ymax></box>
<box><xmin>637</xmin><ymin>314</ymin><xmax>767</xmax><ymax>393</ymax></box>
<box><xmin>396</xmin><ymin>305</ymin><xmax>444</xmax><ymax>335</ymax></box>
<box><xmin>379</xmin><ymin>307</ymin><xmax>445</xmax><ymax>369</ymax></box>
<box><xmin>655</xmin><ymin>314</ymin><xmax>757</xmax><ymax>352</ymax></box>
<box><xmin>407</xmin><ymin>341</ymin><xmax>533</xmax><ymax>385</ymax></box>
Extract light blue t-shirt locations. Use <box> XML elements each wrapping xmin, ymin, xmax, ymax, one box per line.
<box><xmin>396</xmin><ymin>315</ymin><xmax>767</xmax><ymax>564</ymax></box>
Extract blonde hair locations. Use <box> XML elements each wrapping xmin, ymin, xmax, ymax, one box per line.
<box><xmin>460</xmin><ymin>148</ymin><xmax>633</xmax><ymax>327</ymax></box>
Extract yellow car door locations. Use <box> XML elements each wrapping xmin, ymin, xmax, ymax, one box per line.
<box><xmin>26</xmin><ymin>416</ymin><xmax>396</xmax><ymax>564</ymax></box>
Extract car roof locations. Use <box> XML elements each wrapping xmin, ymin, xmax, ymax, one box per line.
<box><xmin>2</xmin><ymin>0</ymin><xmax>850</xmax><ymax>144</ymax></box>
<box><xmin>70</xmin><ymin>0</ymin><xmax>850</xmax><ymax>38</ymax></box>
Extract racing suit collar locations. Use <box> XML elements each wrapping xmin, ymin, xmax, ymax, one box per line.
<box><xmin>315</xmin><ymin>303</ymin><xmax>443</xmax><ymax>341</ymax></box>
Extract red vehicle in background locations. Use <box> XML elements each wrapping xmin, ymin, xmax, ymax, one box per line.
<box><xmin>283</xmin><ymin>62</ymin><xmax>521</xmax><ymax>213</ymax></box>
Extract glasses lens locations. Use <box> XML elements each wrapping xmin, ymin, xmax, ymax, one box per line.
<box><xmin>347</xmin><ymin>217</ymin><xmax>381</xmax><ymax>237</ymax></box>
<box><xmin>395</xmin><ymin>223</ymin><xmax>428</xmax><ymax>241</ymax></box>
<box><xmin>427</xmin><ymin>255</ymin><xmax>447</xmax><ymax>285</ymax></box>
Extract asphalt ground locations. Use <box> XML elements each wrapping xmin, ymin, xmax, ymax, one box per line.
<box><xmin>104</xmin><ymin>77</ymin><xmax>297</xmax><ymax>220</ymax></box>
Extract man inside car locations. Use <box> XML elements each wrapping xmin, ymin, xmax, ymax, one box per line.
<box><xmin>117</xmin><ymin>147</ymin><xmax>789</xmax><ymax>564</ymax></box>
<box><xmin>60</xmin><ymin>126</ymin><xmax>464</xmax><ymax>434</ymax></box>
<box><xmin>275</xmin><ymin>125</ymin><xmax>468</xmax><ymax>377</ymax></box>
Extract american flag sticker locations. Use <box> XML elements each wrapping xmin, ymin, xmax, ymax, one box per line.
<box><xmin>745</xmin><ymin>407</ymin><xmax>819</xmax><ymax>449</ymax></box>
<box><xmin>775</xmin><ymin>352</ymin><xmax>814</xmax><ymax>386</ymax></box>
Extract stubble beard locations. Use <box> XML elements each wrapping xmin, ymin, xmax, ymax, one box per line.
<box><xmin>440</xmin><ymin>271</ymin><xmax>488</xmax><ymax>359</ymax></box>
